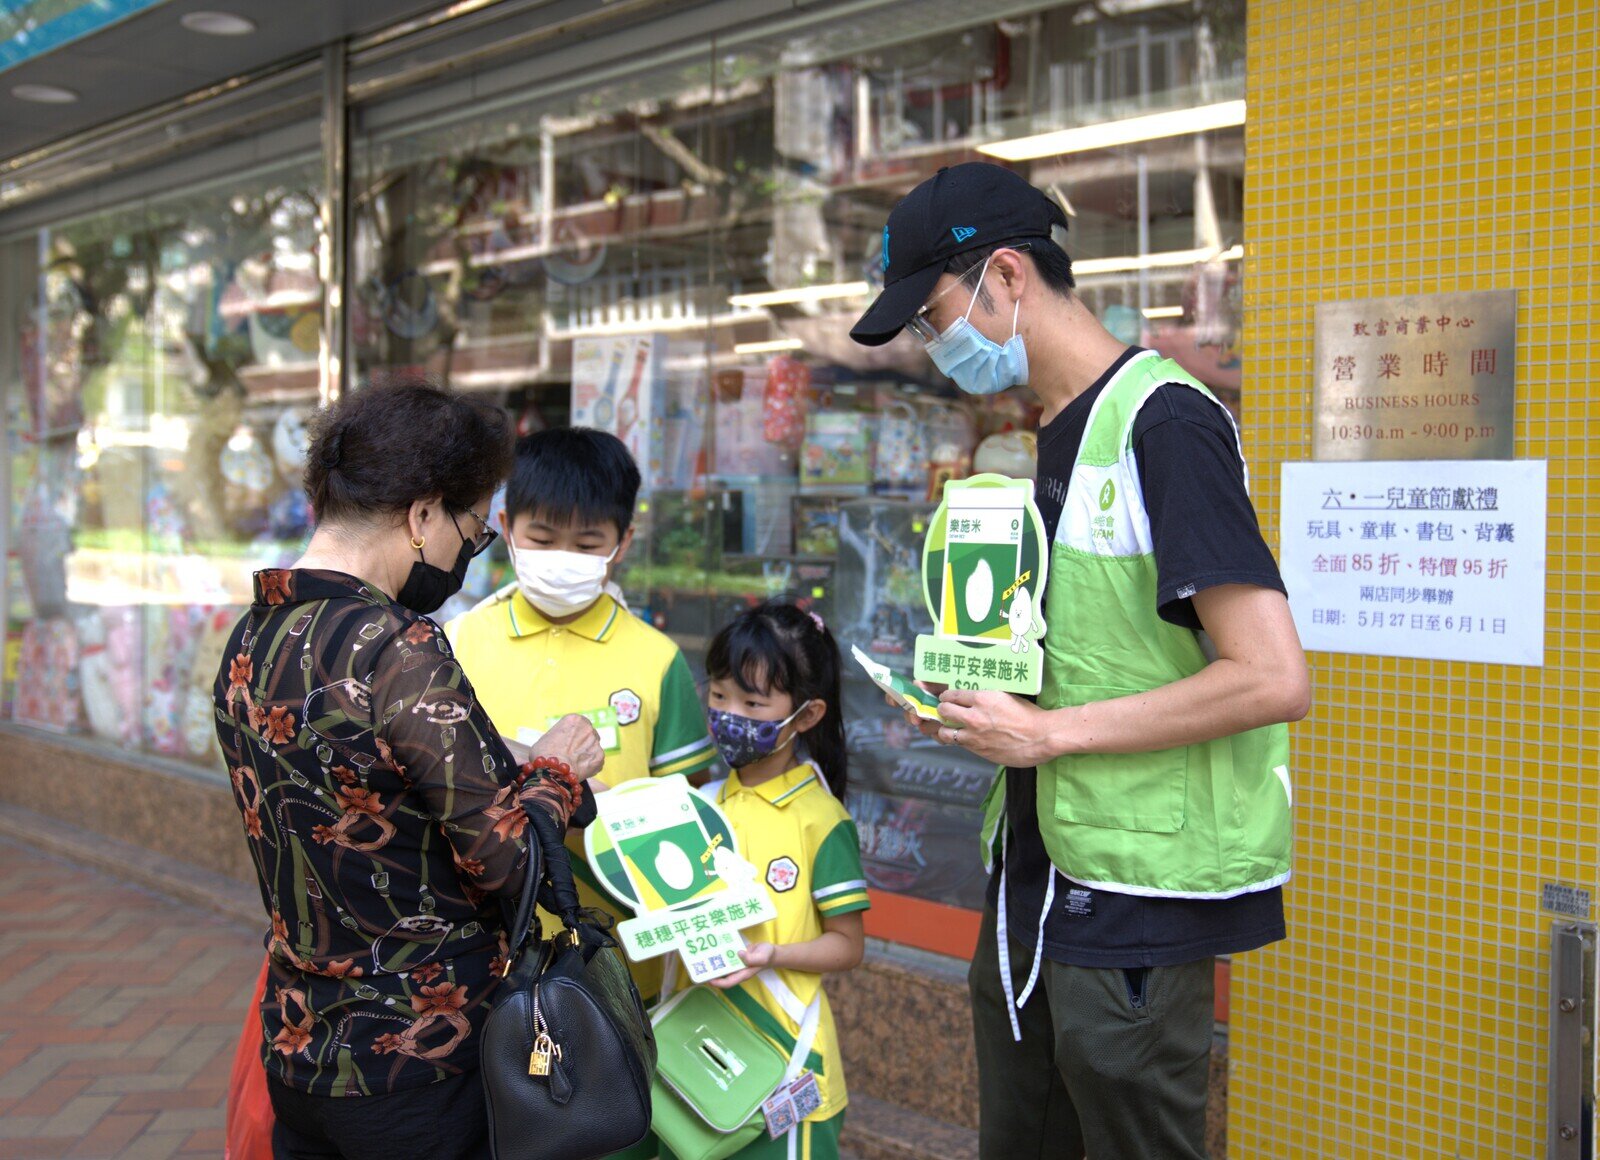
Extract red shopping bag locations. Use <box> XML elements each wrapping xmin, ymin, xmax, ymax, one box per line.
<box><xmin>225</xmin><ymin>957</ymin><xmax>274</xmax><ymax>1160</ymax></box>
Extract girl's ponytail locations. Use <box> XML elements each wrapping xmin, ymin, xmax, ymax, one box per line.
<box><xmin>800</xmin><ymin>612</ymin><xmax>847</xmax><ymax>798</ymax></box>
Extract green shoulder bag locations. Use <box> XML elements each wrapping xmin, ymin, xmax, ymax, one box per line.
<box><xmin>649</xmin><ymin>978</ymin><xmax>821</xmax><ymax>1160</ymax></box>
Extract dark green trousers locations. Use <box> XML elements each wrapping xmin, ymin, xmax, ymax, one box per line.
<box><xmin>968</xmin><ymin>908</ymin><xmax>1214</xmax><ymax>1160</ymax></box>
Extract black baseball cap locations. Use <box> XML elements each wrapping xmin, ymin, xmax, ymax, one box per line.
<box><xmin>850</xmin><ymin>162</ymin><xmax>1068</xmax><ymax>347</ymax></box>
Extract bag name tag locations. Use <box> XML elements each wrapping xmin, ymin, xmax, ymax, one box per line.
<box><xmin>761</xmin><ymin>1070</ymin><xmax>821</xmax><ymax>1138</ymax></box>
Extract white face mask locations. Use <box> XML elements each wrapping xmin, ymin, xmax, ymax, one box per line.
<box><xmin>511</xmin><ymin>542</ymin><xmax>618</xmax><ymax>618</ymax></box>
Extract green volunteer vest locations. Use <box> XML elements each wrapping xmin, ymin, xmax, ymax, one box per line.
<box><xmin>981</xmin><ymin>351</ymin><xmax>1293</xmax><ymax>898</ymax></box>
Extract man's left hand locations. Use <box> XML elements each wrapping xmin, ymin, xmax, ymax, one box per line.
<box><xmin>933</xmin><ymin>689</ymin><xmax>1056</xmax><ymax>767</ymax></box>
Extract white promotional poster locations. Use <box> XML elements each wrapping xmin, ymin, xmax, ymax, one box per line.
<box><xmin>570</xmin><ymin>335</ymin><xmax>660</xmax><ymax>471</ymax></box>
<box><xmin>1280</xmin><ymin>459</ymin><xmax>1547</xmax><ymax>665</ymax></box>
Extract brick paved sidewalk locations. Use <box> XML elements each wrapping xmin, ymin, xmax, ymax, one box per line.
<box><xmin>0</xmin><ymin>831</ymin><xmax>872</xmax><ymax>1160</ymax></box>
<box><xmin>0</xmin><ymin>836</ymin><xmax>263</xmax><ymax>1159</ymax></box>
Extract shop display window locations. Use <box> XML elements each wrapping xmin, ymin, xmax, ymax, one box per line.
<box><xmin>1</xmin><ymin>160</ymin><xmax>324</xmax><ymax>769</ymax></box>
<box><xmin>0</xmin><ymin>0</ymin><xmax>1246</xmax><ymax>954</ymax></box>
<box><xmin>345</xmin><ymin>0</ymin><xmax>1246</xmax><ymax>942</ymax></box>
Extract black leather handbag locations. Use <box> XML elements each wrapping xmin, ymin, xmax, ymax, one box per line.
<box><xmin>481</xmin><ymin>831</ymin><xmax>656</xmax><ymax>1160</ymax></box>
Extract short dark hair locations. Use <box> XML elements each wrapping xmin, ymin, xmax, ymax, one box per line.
<box><xmin>946</xmin><ymin>234</ymin><xmax>1076</xmax><ymax>312</ymax></box>
<box><xmin>504</xmin><ymin>427</ymin><xmax>641</xmax><ymax>534</ymax></box>
<box><xmin>303</xmin><ymin>379</ymin><xmax>513</xmax><ymax>525</ymax></box>
<box><xmin>706</xmin><ymin>599</ymin><xmax>847</xmax><ymax>798</ymax></box>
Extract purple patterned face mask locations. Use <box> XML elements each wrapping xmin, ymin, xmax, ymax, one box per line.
<box><xmin>706</xmin><ymin>701</ymin><xmax>812</xmax><ymax>770</ymax></box>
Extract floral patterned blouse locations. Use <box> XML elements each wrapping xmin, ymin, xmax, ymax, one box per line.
<box><xmin>215</xmin><ymin>568</ymin><xmax>578</xmax><ymax>1097</ymax></box>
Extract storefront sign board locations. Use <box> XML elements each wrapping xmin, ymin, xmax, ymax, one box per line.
<box><xmin>1313</xmin><ymin>290</ymin><xmax>1515</xmax><ymax>461</ymax></box>
<box><xmin>1280</xmin><ymin>459</ymin><xmax>1546</xmax><ymax>665</ymax></box>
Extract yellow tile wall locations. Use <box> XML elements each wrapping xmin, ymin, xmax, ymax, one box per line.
<box><xmin>1233</xmin><ymin>1</ymin><xmax>1599</xmax><ymax>1156</ymax></box>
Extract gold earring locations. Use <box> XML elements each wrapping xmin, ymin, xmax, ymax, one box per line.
<box><xmin>411</xmin><ymin>536</ymin><xmax>426</xmax><ymax>550</ymax></box>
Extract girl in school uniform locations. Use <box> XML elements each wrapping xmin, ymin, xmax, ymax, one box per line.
<box><xmin>665</xmin><ymin>600</ymin><xmax>870</xmax><ymax>1160</ymax></box>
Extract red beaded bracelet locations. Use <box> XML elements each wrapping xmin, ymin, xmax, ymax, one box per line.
<box><xmin>515</xmin><ymin>754</ymin><xmax>575</xmax><ymax>788</ymax></box>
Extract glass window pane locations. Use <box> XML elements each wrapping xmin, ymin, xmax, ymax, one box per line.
<box><xmin>334</xmin><ymin>0</ymin><xmax>1247</xmax><ymax>924</ymax></box>
<box><xmin>2</xmin><ymin>158</ymin><xmax>323</xmax><ymax>770</ymax></box>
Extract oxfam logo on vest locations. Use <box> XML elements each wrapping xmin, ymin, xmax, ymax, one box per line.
<box><xmin>1098</xmin><ymin>480</ymin><xmax>1116</xmax><ymax>511</ymax></box>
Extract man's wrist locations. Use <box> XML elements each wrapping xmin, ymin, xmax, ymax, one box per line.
<box><xmin>1041</xmin><ymin>704</ymin><xmax>1083</xmax><ymax>763</ymax></box>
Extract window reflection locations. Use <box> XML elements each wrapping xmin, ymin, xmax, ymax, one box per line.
<box><xmin>3</xmin><ymin>164</ymin><xmax>322</xmax><ymax>765</ymax></box>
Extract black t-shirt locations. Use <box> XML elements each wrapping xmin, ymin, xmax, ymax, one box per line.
<box><xmin>991</xmin><ymin>347</ymin><xmax>1289</xmax><ymax>968</ymax></box>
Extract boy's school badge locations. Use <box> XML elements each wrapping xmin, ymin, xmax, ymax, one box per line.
<box><xmin>609</xmin><ymin>688</ymin><xmax>642</xmax><ymax>726</ymax></box>
<box><xmin>766</xmin><ymin>857</ymin><xmax>800</xmax><ymax>893</ymax></box>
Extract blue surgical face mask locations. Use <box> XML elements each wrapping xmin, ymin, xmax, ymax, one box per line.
<box><xmin>922</xmin><ymin>257</ymin><xmax>1028</xmax><ymax>396</ymax></box>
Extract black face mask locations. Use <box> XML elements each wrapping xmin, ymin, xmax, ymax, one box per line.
<box><xmin>395</xmin><ymin>534</ymin><xmax>473</xmax><ymax>614</ymax></box>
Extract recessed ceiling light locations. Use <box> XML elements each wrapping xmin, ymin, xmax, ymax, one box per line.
<box><xmin>180</xmin><ymin>11</ymin><xmax>257</xmax><ymax>35</ymax></box>
<box><xmin>11</xmin><ymin>83</ymin><xmax>79</xmax><ymax>104</ymax></box>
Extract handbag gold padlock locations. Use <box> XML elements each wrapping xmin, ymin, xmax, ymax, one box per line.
<box><xmin>529</xmin><ymin>1032</ymin><xmax>563</xmax><ymax>1076</ymax></box>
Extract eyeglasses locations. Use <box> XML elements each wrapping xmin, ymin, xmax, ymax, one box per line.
<box><xmin>450</xmin><ymin>506</ymin><xmax>499</xmax><ymax>558</ymax></box>
<box><xmin>906</xmin><ymin>244</ymin><xmax>1032</xmax><ymax>346</ymax></box>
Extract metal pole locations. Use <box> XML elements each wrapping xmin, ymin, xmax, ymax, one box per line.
<box><xmin>320</xmin><ymin>42</ymin><xmax>349</xmax><ymax>408</ymax></box>
<box><xmin>1136</xmin><ymin>152</ymin><xmax>1149</xmax><ymax>319</ymax></box>
<box><xmin>1547</xmin><ymin>921</ymin><xmax>1596</xmax><ymax>1159</ymax></box>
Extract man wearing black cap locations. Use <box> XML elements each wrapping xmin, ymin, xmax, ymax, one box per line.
<box><xmin>854</xmin><ymin>163</ymin><xmax>1311</xmax><ymax>1159</ymax></box>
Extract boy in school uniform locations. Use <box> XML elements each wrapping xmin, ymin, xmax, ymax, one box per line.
<box><xmin>447</xmin><ymin>427</ymin><xmax>717</xmax><ymax>1000</ymax></box>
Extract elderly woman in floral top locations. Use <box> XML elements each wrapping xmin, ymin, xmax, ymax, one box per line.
<box><xmin>216</xmin><ymin>382</ymin><xmax>604</xmax><ymax>1160</ymax></box>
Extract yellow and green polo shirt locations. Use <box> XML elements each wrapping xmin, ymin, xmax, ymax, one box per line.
<box><xmin>690</xmin><ymin>764</ymin><xmax>871</xmax><ymax>1123</ymax></box>
<box><xmin>445</xmin><ymin>585</ymin><xmax>717</xmax><ymax>994</ymax></box>
<box><xmin>445</xmin><ymin>585</ymin><xmax>716</xmax><ymax>783</ymax></box>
